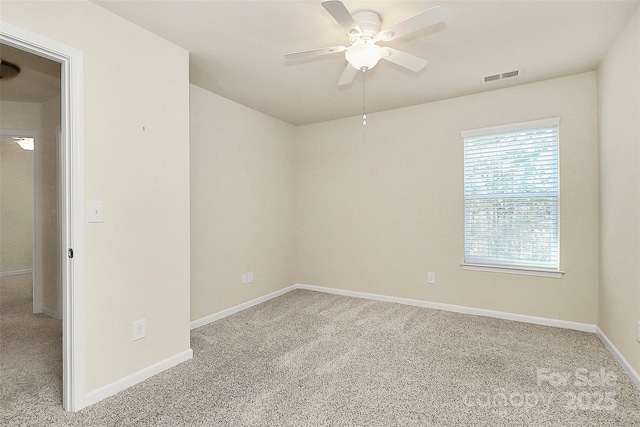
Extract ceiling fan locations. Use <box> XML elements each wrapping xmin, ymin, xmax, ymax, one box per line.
<box><xmin>284</xmin><ymin>1</ymin><xmax>447</xmax><ymax>85</ymax></box>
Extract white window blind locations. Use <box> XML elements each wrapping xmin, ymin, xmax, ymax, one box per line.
<box><xmin>461</xmin><ymin>118</ymin><xmax>560</xmax><ymax>271</ymax></box>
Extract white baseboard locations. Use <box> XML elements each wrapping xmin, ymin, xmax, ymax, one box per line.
<box><xmin>191</xmin><ymin>281</ymin><xmax>596</xmax><ymax>334</ymax></box>
<box><xmin>74</xmin><ymin>285</ymin><xmax>638</xmax><ymax>413</ymax></box>
<box><xmin>84</xmin><ymin>348</ymin><xmax>193</xmax><ymax>407</ymax></box>
<box><xmin>189</xmin><ymin>283</ymin><xmax>637</xmax><ymax>394</ymax></box>
<box><xmin>295</xmin><ymin>283</ymin><xmax>597</xmax><ymax>333</ymax></box>
<box><xmin>190</xmin><ymin>285</ymin><xmax>297</xmax><ymax>330</ymax></box>
<box><xmin>0</xmin><ymin>269</ymin><xmax>33</xmax><ymax>277</ymax></box>
<box><xmin>39</xmin><ymin>305</ymin><xmax>60</xmax><ymax>320</ymax></box>
<box><xmin>596</xmin><ymin>327</ymin><xmax>640</xmax><ymax>390</ymax></box>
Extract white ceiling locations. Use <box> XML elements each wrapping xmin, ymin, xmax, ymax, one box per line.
<box><xmin>92</xmin><ymin>1</ymin><xmax>636</xmax><ymax>125</ymax></box>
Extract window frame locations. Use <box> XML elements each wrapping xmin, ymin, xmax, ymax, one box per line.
<box><xmin>459</xmin><ymin>117</ymin><xmax>564</xmax><ymax>278</ymax></box>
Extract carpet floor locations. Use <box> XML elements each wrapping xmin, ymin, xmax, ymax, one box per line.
<box><xmin>2</xmin><ymin>274</ymin><xmax>640</xmax><ymax>426</ymax></box>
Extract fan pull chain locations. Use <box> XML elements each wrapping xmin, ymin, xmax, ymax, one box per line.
<box><xmin>362</xmin><ymin>67</ymin><xmax>367</xmax><ymax>126</ymax></box>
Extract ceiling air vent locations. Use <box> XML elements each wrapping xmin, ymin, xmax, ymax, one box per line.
<box><xmin>501</xmin><ymin>70</ymin><xmax>519</xmax><ymax>79</ymax></box>
<box><xmin>484</xmin><ymin>69</ymin><xmax>520</xmax><ymax>83</ymax></box>
<box><xmin>484</xmin><ymin>74</ymin><xmax>501</xmax><ymax>82</ymax></box>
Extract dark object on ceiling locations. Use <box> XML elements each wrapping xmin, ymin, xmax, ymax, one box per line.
<box><xmin>0</xmin><ymin>60</ymin><xmax>21</xmax><ymax>80</ymax></box>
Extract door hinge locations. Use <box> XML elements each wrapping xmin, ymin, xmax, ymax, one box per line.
<box><xmin>68</xmin><ymin>248</ymin><xmax>74</xmax><ymax>259</ymax></box>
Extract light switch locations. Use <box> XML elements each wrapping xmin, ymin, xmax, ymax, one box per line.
<box><xmin>88</xmin><ymin>201</ymin><xmax>104</xmax><ymax>223</ymax></box>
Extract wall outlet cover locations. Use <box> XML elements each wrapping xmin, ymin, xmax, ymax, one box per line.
<box><xmin>88</xmin><ymin>201</ymin><xmax>104</xmax><ymax>223</ymax></box>
<box><xmin>133</xmin><ymin>319</ymin><xmax>145</xmax><ymax>341</ymax></box>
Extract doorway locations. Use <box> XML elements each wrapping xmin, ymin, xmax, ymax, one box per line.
<box><xmin>0</xmin><ymin>129</ymin><xmax>45</xmax><ymax>315</ymax></box>
<box><xmin>2</xmin><ymin>127</ymin><xmax>62</xmax><ymax>322</ymax></box>
<box><xmin>1</xmin><ymin>22</ymin><xmax>85</xmax><ymax>411</ymax></box>
<box><xmin>0</xmin><ymin>47</ymin><xmax>63</xmax><ymax>418</ymax></box>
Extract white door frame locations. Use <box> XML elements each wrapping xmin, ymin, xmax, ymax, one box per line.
<box><xmin>56</xmin><ymin>124</ymin><xmax>63</xmax><ymax>320</ymax></box>
<box><xmin>1</xmin><ymin>22</ymin><xmax>86</xmax><ymax>412</ymax></box>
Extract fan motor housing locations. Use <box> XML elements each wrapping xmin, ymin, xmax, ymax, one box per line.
<box><xmin>351</xmin><ymin>10</ymin><xmax>382</xmax><ymax>42</ymax></box>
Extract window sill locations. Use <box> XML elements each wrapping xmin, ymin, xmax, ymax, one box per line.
<box><xmin>460</xmin><ymin>263</ymin><xmax>564</xmax><ymax>278</ymax></box>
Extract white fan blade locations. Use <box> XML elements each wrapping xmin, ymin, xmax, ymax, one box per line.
<box><xmin>381</xmin><ymin>47</ymin><xmax>428</xmax><ymax>72</ymax></box>
<box><xmin>322</xmin><ymin>1</ymin><xmax>361</xmax><ymax>34</ymax></box>
<box><xmin>284</xmin><ymin>46</ymin><xmax>348</xmax><ymax>61</ymax></box>
<box><xmin>338</xmin><ymin>63</ymin><xmax>357</xmax><ymax>85</ymax></box>
<box><xmin>377</xmin><ymin>6</ymin><xmax>446</xmax><ymax>41</ymax></box>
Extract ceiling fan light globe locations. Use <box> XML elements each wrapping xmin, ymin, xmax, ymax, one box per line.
<box><xmin>346</xmin><ymin>43</ymin><xmax>382</xmax><ymax>71</ymax></box>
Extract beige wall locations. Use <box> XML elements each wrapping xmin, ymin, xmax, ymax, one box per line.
<box><xmin>1</xmin><ymin>1</ymin><xmax>191</xmax><ymax>393</ymax></box>
<box><xmin>597</xmin><ymin>8</ymin><xmax>640</xmax><ymax>374</ymax></box>
<box><xmin>295</xmin><ymin>72</ymin><xmax>599</xmax><ymax>324</ymax></box>
<box><xmin>190</xmin><ymin>84</ymin><xmax>295</xmax><ymax>321</ymax></box>
<box><xmin>0</xmin><ymin>142</ymin><xmax>33</xmax><ymax>272</ymax></box>
<box><xmin>0</xmin><ymin>101</ymin><xmax>40</xmax><ymax>273</ymax></box>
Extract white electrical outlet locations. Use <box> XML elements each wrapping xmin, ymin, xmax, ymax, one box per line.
<box><xmin>247</xmin><ymin>272</ymin><xmax>253</xmax><ymax>283</ymax></box>
<box><xmin>241</xmin><ymin>273</ymin><xmax>248</xmax><ymax>284</ymax></box>
<box><xmin>427</xmin><ymin>272</ymin><xmax>436</xmax><ymax>284</ymax></box>
<box><xmin>637</xmin><ymin>321</ymin><xmax>640</xmax><ymax>343</ymax></box>
<box><xmin>133</xmin><ymin>319</ymin><xmax>145</xmax><ymax>341</ymax></box>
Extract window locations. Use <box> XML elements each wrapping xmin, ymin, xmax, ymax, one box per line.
<box><xmin>460</xmin><ymin>118</ymin><xmax>563</xmax><ymax>278</ymax></box>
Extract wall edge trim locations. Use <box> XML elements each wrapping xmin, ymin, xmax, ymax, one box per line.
<box><xmin>190</xmin><ymin>285</ymin><xmax>297</xmax><ymax>330</ymax></box>
<box><xmin>0</xmin><ymin>269</ymin><xmax>33</xmax><ymax>277</ymax></box>
<box><xmin>84</xmin><ymin>348</ymin><xmax>193</xmax><ymax>407</ymax></box>
<box><xmin>295</xmin><ymin>283</ymin><xmax>597</xmax><ymax>333</ymax></box>
<box><xmin>596</xmin><ymin>327</ymin><xmax>640</xmax><ymax>390</ymax></box>
<box><xmin>39</xmin><ymin>305</ymin><xmax>60</xmax><ymax>320</ymax></box>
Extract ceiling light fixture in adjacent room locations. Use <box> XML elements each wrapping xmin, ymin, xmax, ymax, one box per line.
<box><xmin>13</xmin><ymin>137</ymin><xmax>34</xmax><ymax>151</ymax></box>
<box><xmin>0</xmin><ymin>60</ymin><xmax>21</xmax><ymax>80</ymax></box>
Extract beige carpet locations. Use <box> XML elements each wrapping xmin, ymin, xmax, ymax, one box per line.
<box><xmin>2</xmin><ymin>274</ymin><xmax>640</xmax><ymax>426</ymax></box>
<box><xmin>0</xmin><ymin>273</ymin><xmax>63</xmax><ymax>423</ymax></box>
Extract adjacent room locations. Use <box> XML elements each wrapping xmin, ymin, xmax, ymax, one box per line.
<box><xmin>0</xmin><ymin>0</ymin><xmax>638</xmax><ymax>425</ymax></box>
